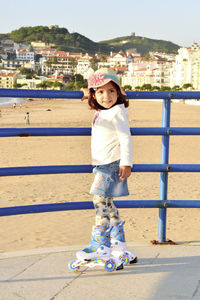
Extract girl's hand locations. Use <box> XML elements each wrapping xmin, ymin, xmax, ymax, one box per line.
<box><xmin>119</xmin><ymin>166</ymin><xmax>132</xmax><ymax>180</ymax></box>
<box><xmin>80</xmin><ymin>88</ymin><xmax>89</xmax><ymax>101</ymax></box>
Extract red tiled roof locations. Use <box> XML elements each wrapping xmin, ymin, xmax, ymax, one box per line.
<box><xmin>0</xmin><ymin>73</ymin><xmax>16</xmax><ymax>77</ymax></box>
<box><xmin>135</xmin><ymin>68</ymin><xmax>147</xmax><ymax>72</ymax></box>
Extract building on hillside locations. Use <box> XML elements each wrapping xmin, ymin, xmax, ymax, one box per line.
<box><xmin>76</xmin><ymin>57</ymin><xmax>91</xmax><ymax>75</ymax></box>
<box><xmin>171</xmin><ymin>43</ymin><xmax>200</xmax><ymax>89</ymax></box>
<box><xmin>122</xmin><ymin>60</ymin><xmax>173</xmax><ymax>89</ymax></box>
<box><xmin>35</xmin><ymin>48</ymin><xmax>56</xmax><ymax>57</ymax></box>
<box><xmin>0</xmin><ymin>56</ymin><xmax>38</xmax><ymax>71</ymax></box>
<box><xmin>108</xmin><ymin>51</ymin><xmax>129</xmax><ymax>67</ymax></box>
<box><xmin>0</xmin><ymin>72</ymin><xmax>19</xmax><ymax>88</ymax></box>
<box><xmin>16</xmin><ymin>49</ymin><xmax>35</xmax><ymax>61</ymax></box>
<box><xmin>149</xmin><ymin>52</ymin><xmax>176</xmax><ymax>62</ymax></box>
<box><xmin>81</xmin><ymin>67</ymin><xmax>94</xmax><ymax>80</ymax></box>
<box><xmin>70</xmin><ymin>52</ymin><xmax>83</xmax><ymax>59</ymax></box>
<box><xmin>0</xmin><ymin>58</ymin><xmax>21</xmax><ymax>70</ymax></box>
<box><xmin>97</xmin><ymin>51</ymin><xmax>134</xmax><ymax>69</ymax></box>
<box><xmin>0</xmin><ymin>37</ymin><xmax>14</xmax><ymax>51</ymax></box>
<box><xmin>48</xmin><ymin>72</ymin><xmax>72</xmax><ymax>84</ymax></box>
<box><xmin>16</xmin><ymin>76</ymin><xmax>43</xmax><ymax>89</ymax></box>
<box><xmin>31</xmin><ymin>41</ymin><xmax>52</xmax><ymax>49</ymax></box>
<box><xmin>126</xmin><ymin>48</ymin><xmax>141</xmax><ymax>58</ymax></box>
<box><xmin>41</xmin><ymin>51</ymin><xmax>77</xmax><ymax>75</ymax></box>
<box><xmin>13</xmin><ymin>42</ymin><xmax>30</xmax><ymax>50</ymax></box>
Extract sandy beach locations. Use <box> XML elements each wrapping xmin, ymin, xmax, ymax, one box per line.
<box><xmin>0</xmin><ymin>97</ymin><xmax>200</xmax><ymax>252</ymax></box>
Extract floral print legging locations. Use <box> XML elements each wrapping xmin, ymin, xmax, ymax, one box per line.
<box><xmin>93</xmin><ymin>195</ymin><xmax>121</xmax><ymax>227</ymax></box>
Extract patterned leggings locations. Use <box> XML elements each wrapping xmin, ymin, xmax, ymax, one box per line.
<box><xmin>93</xmin><ymin>195</ymin><xmax>121</xmax><ymax>227</ymax></box>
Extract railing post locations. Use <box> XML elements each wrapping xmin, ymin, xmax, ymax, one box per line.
<box><xmin>158</xmin><ymin>97</ymin><xmax>171</xmax><ymax>242</ymax></box>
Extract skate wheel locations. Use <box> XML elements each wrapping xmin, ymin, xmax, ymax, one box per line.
<box><xmin>119</xmin><ymin>254</ymin><xmax>129</xmax><ymax>265</ymax></box>
<box><xmin>68</xmin><ymin>260</ymin><xmax>80</xmax><ymax>272</ymax></box>
<box><xmin>130</xmin><ymin>256</ymin><xmax>138</xmax><ymax>264</ymax></box>
<box><xmin>105</xmin><ymin>259</ymin><xmax>116</xmax><ymax>272</ymax></box>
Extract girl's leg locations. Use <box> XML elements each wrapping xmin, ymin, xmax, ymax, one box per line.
<box><xmin>107</xmin><ymin>197</ymin><xmax>121</xmax><ymax>223</ymax></box>
<box><xmin>76</xmin><ymin>195</ymin><xmax>111</xmax><ymax>260</ymax></box>
<box><xmin>93</xmin><ymin>195</ymin><xmax>110</xmax><ymax>227</ymax></box>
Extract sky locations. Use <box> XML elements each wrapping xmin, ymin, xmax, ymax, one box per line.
<box><xmin>0</xmin><ymin>0</ymin><xmax>200</xmax><ymax>47</ymax></box>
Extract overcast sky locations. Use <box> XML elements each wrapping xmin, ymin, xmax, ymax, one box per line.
<box><xmin>0</xmin><ymin>0</ymin><xmax>199</xmax><ymax>47</ymax></box>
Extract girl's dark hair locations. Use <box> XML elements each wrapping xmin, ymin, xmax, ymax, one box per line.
<box><xmin>88</xmin><ymin>81</ymin><xmax>129</xmax><ymax>110</ymax></box>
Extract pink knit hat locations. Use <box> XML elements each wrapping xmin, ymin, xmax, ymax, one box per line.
<box><xmin>88</xmin><ymin>68</ymin><xmax>126</xmax><ymax>96</ymax></box>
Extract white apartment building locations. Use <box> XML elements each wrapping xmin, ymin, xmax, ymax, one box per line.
<box><xmin>108</xmin><ymin>51</ymin><xmax>129</xmax><ymax>67</ymax></box>
<box><xmin>76</xmin><ymin>57</ymin><xmax>91</xmax><ymax>75</ymax></box>
<box><xmin>0</xmin><ymin>72</ymin><xmax>18</xmax><ymax>88</ymax></box>
<box><xmin>122</xmin><ymin>61</ymin><xmax>172</xmax><ymax>89</ymax></box>
<box><xmin>0</xmin><ymin>58</ymin><xmax>21</xmax><ymax>70</ymax></box>
<box><xmin>17</xmin><ymin>77</ymin><xmax>43</xmax><ymax>89</ymax></box>
<box><xmin>16</xmin><ymin>49</ymin><xmax>35</xmax><ymax>61</ymax></box>
<box><xmin>41</xmin><ymin>51</ymin><xmax>75</xmax><ymax>75</ymax></box>
<box><xmin>35</xmin><ymin>48</ymin><xmax>56</xmax><ymax>57</ymax></box>
<box><xmin>31</xmin><ymin>41</ymin><xmax>48</xmax><ymax>48</ymax></box>
<box><xmin>172</xmin><ymin>43</ymin><xmax>200</xmax><ymax>89</ymax></box>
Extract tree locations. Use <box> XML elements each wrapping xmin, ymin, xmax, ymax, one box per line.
<box><xmin>152</xmin><ymin>86</ymin><xmax>160</xmax><ymax>91</ymax></box>
<box><xmin>26</xmin><ymin>74</ymin><xmax>32</xmax><ymax>79</ymax></box>
<box><xmin>53</xmin><ymin>81</ymin><xmax>63</xmax><ymax>89</ymax></box>
<box><xmin>182</xmin><ymin>83</ymin><xmax>193</xmax><ymax>90</ymax></box>
<box><xmin>65</xmin><ymin>82</ymin><xmax>75</xmax><ymax>90</ymax></box>
<box><xmin>144</xmin><ymin>53</ymin><xmax>151</xmax><ymax>61</ymax></box>
<box><xmin>135</xmin><ymin>86</ymin><xmax>142</xmax><ymax>90</ymax></box>
<box><xmin>19</xmin><ymin>66</ymin><xmax>33</xmax><ymax>75</ymax></box>
<box><xmin>35</xmin><ymin>54</ymin><xmax>42</xmax><ymax>62</ymax></box>
<box><xmin>74</xmin><ymin>73</ymin><xmax>84</xmax><ymax>82</ymax></box>
<box><xmin>36</xmin><ymin>81</ymin><xmax>53</xmax><ymax>89</ymax></box>
<box><xmin>13</xmin><ymin>83</ymin><xmax>22</xmax><ymax>88</ymax></box>
<box><xmin>122</xmin><ymin>85</ymin><xmax>132</xmax><ymax>91</ymax></box>
<box><xmin>64</xmin><ymin>81</ymin><xmax>87</xmax><ymax>90</ymax></box>
<box><xmin>45</xmin><ymin>59</ymin><xmax>52</xmax><ymax>66</ymax></box>
<box><xmin>172</xmin><ymin>85</ymin><xmax>181</xmax><ymax>91</ymax></box>
<box><xmin>141</xmin><ymin>84</ymin><xmax>152</xmax><ymax>91</ymax></box>
<box><xmin>160</xmin><ymin>86</ymin><xmax>171</xmax><ymax>91</ymax></box>
<box><xmin>90</xmin><ymin>57</ymin><xmax>99</xmax><ymax>71</ymax></box>
<box><xmin>100</xmin><ymin>55</ymin><xmax>107</xmax><ymax>62</ymax></box>
<box><xmin>70</xmin><ymin>58</ymin><xmax>77</xmax><ymax>69</ymax></box>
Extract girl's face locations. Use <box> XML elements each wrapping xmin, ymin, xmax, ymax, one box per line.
<box><xmin>94</xmin><ymin>82</ymin><xmax>118</xmax><ymax>109</ymax></box>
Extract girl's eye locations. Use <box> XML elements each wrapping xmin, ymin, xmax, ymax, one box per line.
<box><xmin>97</xmin><ymin>90</ymin><xmax>103</xmax><ymax>94</ymax></box>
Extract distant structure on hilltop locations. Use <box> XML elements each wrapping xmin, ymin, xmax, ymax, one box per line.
<box><xmin>130</xmin><ymin>32</ymin><xmax>135</xmax><ymax>37</ymax></box>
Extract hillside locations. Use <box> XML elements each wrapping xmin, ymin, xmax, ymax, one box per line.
<box><xmin>99</xmin><ymin>35</ymin><xmax>180</xmax><ymax>55</ymax></box>
<box><xmin>0</xmin><ymin>26</ymin><xmax>111</xmax><ymax>54</ymax></box>
<box><xmin>0</xmin><ymin>26</ymin><xmax>180</xmax><ymax>55</ymax></box>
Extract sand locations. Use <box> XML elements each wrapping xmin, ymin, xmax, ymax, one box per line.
<box><xmin>0</xmin><ymin>98</ymin><xmax>200</xmax><ymax>252</ymax></box>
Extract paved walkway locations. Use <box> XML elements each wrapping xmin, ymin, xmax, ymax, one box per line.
<box><xmin>0</xmin><ymin>243</ymin><xmax>200</xmax><ymax>300</ymax></box>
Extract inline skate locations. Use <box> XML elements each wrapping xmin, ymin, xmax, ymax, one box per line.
<box><xmin>110</xmin><ymin>221</ymin><xmax>138</xmax><ymax>266</ymax></box>
<box><xmin>68</xmin><ymin>225</ymin><xmax>123</xmax><ymax>272</ymax></box>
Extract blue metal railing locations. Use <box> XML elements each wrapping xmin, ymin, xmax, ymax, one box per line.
<box><xmin>1</xmin><ymin>88</ymin><xmax>200</xmax><ymax>243</ymax></box>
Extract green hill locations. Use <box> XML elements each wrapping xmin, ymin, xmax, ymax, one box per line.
<box><xmin>0</xmin><ymin>26</ymin><xmax>180</xmax><ymax>55</ymax></box>
<box><xmin>99</xmin><ymin>35</ymin><xmax>180</xmax><ymax>55</ymax></box>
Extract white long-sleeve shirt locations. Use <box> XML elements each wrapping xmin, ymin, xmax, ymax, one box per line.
<box><xmin>91</xmin><ymin>104</ymin><xmax>133</xmax><ymax>166</ymax></box>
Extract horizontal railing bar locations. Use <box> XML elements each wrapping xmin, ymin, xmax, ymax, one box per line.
<box><xmin>132</xmin><ymin>127</ymin><xmax>200</xmax><ymax>135</ymax></box>
<box><xmin>1</xmin><ymin>127</ymin><xmax>200</xmax><ymax>137</ymax></box>
<box><xmin>1</xmin><ymin>88</ymin><xmax>200</xmax><ymax>99</ymax></box>
<box><xmin>0</xmin><ymin>164</ymin><xmax>200</xmax><ymax>177</ymax></box>
<box><xmin>0</xmin><ymin>89</ymin><xmax>83</xmax><ymax>99</ymax></box>
<box><xmin>0</xmin><ymin>127</ymin><xmax>91</xmax><ymax>137</ymax></box>
<box><xmin>126</xmin><ymin>91</ymin><xmax>200</xmax><ymax>99</ymax></box>
<box><xmin>1</xmin><ymin>200</ymin><xmax>200</xmax><ymax>217</ymax></box>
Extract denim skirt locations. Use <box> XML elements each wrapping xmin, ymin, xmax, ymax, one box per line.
<box><xmin>90</xmin><ymin>160</ymin><xmax>129</xmax><ymax>197</ymax></box>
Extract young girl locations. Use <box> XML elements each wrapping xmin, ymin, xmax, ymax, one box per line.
<box><xmin>76</xmin><ymin>68</ymin><xmax>137</xmax><ymax>268</ymax></box>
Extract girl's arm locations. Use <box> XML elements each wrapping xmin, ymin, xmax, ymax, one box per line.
<box><xmin>112</xmin><ymin>107</ymin><xmax>133</xmax><ymax>168</ymax></box>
